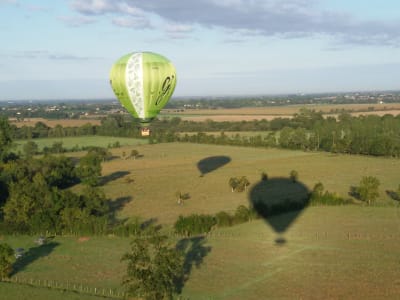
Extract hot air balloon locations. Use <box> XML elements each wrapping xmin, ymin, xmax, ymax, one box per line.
<box><xmin>109</xmin><ymin>52</ymin><xmax>177</xmax><ymax>136</ymax></box>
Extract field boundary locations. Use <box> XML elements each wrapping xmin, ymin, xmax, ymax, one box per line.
<box><xmin>3</xmin><ymin>276</ymin><xmax>125</xmax><ymax>299</ymax></box>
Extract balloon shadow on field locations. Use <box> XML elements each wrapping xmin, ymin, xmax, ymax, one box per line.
<box><xmin>249</xmin><ymin>177</ymin><xmax>310</xmax><ymax>245</ymax></box>
<box><xmin>12</xmin><ymin>242</ymin><xmax>59</xmax><ymax>275</ymax></box>
<box><xmin>175</xmin><ymin>236</ymin><xmax>212</xmax><ymax>293</ymax></box>
<box><xmin>197</xmin><ymin>156</ymin><xmax>231</xmax><ymax>177</ymax></box>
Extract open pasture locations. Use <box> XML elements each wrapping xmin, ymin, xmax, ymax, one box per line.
<box><xmin>2</xmin><ymin>206</ymin><xmax>400</xmax><ymax>299</ymax></box>
<box><xmin>101</xmin><ymin>143</ymin><xmax>400</xmax><ymax>224</ymax></box>
<box><xmin>2</xmin><ymin>142</ymin><xmax>400</xmax><ymax>299</ymax></box>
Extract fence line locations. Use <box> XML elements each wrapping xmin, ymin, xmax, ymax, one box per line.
<box><xmin>4</xmin><ymin>276</ymin><xmax>125</xmax><ymax>299</ymax></box>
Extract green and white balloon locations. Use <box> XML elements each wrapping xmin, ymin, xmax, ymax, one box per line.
<box><xmin>109</xmin><ymin>52</ymin><xmax>177</xmax><ymax>127</ymax></box>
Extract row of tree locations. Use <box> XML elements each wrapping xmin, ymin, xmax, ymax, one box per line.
<box><xmin>7</xmin><ymin>110</ymin><xmax>400</xmax><ymax>157</ymax></box>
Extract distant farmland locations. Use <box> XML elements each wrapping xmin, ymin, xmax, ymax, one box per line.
<box><xmin>160</xmin><ymin>103</ymin><xmax>400</xmax><ymax>121</ymax></box>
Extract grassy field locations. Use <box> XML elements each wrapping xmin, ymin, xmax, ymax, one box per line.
<box><xmin>100</xmin><ymin>143</ymin><xmax>400</xmax><ymax>224</ymax></box>
<box><xmin>2</xmin><ymin>141</ymin><xmax>400</xmax><ymax>299</ymax></box>
<box><xmin>2</xmin><ymin>206</ymin><xmax>400</xmax><ymax>299</ymax></box>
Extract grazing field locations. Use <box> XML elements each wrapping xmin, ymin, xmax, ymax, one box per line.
<box><xmin>14</xmin><ymin>136</ymin><xmax>145</xmax><ymax>152</ymax></box>
<box><xmin>2</xmin><ymin>206</ymin><xmax>400</xmax><ymax>299</ymax></box>
<box><xmin>2</xmin><ymin>141</ymin><xmax>400</xmax><ymax>299</ymax></box>
<box><xmin>100</xmin><ymin>143</ymin><xmax>400</xmax><ymax>224</ymax></box>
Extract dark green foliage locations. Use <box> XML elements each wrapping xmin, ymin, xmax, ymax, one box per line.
<box><xmin>215</xmin><ymin>211</ymin><xmax>232</xmax><ymax>227</ymax></box>
<box><xmin>0</xmin><ymin>243</ymin><xmax>15</xmax><ymax>280</ymax></box>
<box><xmin>174</xmin><ymin>214</ymin><xmax>217</xmax><ymax>236</ymax></box>
<box><xmin>0</xmin><ymin>117</ymin><xmax>13</xmax><ymax>162</ymax></box>
<box><xmin>121</xmin><ymin>230</ymin><xmax>184</xmax><ymax>300</ymax></box>
<box><xmin>38</xmin><ymin>155</ymin><xmax>77</xmax><ymax>188</ymax></box>
<box><xmin>76</xmin><ymin>151</ymin><xmax>102</xmax><ymax>186</ymax></box>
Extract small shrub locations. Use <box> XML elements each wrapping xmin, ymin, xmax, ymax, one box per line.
<box><xmin>290</xmin><ymin>170</ymin><xmax>298</xmax><ymax>182</ymax></box>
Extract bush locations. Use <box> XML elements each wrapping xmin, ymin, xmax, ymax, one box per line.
<box><xmin>310</xmin><ymin>191</ymin><xmax>352</xmax><ymax>206</ymax></box>
<box><xmin>232</xmin><ymin>205</ymin><xmax>251</xmax><ymax>224</ymax></box>
<box><xmin>215</xmin><ymin>211</ymin><xmax>232</xmax><ymax>227</ymax></box>
<box><xmin>174</xmin><ymin>214</ymin><xmax>216</xmax><ymax>236</ymax></box>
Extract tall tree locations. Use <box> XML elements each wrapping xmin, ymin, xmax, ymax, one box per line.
<box><xmin>228</xmin><ymin>177</ymin><xmax>239</xmax><ymax>192</ymax></box>
<box><xmin>122</xmin><ymin>230</ymin><xmax>184</xmax><ymax>300</ymax></box>
<box><xmin>357</xmin><ymin>176</ymin><xmax>380</xmax><ymax>205</ymax></box>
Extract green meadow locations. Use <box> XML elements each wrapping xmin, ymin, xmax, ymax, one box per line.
<box><xmin>2</xmin><ymin>140</ymin><xmax>400</xmax><ymax>299</ymax></box>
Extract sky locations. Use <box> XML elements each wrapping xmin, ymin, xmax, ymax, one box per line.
<box><xmin>1</xmin><ymin>0</ymin><xmax>400</xmax><ymax>100</ymax></box>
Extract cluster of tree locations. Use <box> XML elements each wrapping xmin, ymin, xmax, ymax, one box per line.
<box><xmin>228</xmin><ymin>176</ymin><xmax>250</xmax><ymax>192</ymax></box>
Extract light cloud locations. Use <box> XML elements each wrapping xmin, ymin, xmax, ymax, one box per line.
<box><xmin>165</xmin><ymin>23</ymin><xmax>194</xmax><ymax>39</ymax></box>
<box><xmin>112</xmin><ymin>16</ymin><xmax>152</xmax><ymax>29</ymax></box>
<box><xmin>6</xmin><ymin>50</ymin><xmax>101</xmax><ymax>61</ymax></box>
<box><xmin>58</xmin><ymin>15</ymin><xmax>97</xmax><ymax>27</ymax></box>
<box><xmin>69</xmin><ymin>0</ymin><xmax>400</xmax><ymax>46</ymax></box>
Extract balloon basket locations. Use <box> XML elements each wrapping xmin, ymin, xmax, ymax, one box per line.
<box><xmin>141</xmin><ymin>127</ymin><xmax>151</xmax><ymax>136</ymax></box>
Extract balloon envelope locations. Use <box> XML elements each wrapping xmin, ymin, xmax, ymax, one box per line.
<box><xmin>109</xmin><ymin>52</ymin><xmax>177</xmax><ymax>125</ymax></box>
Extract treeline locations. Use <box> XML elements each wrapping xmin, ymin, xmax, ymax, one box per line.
<box><xmin>152</xmin><ymin>110</ymin><xmax>400</xmax><ymax>157</ymax></box>
<box><xmin>8</xmin><ymin>109</ymin><xmax>400</xmax><ymax>157</ymax></box>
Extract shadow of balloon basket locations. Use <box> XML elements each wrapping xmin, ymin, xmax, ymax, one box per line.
<box><xmin>249</xmin><ymin>177</ymin><xmax>310</xmax><ymax>245</ymax></box>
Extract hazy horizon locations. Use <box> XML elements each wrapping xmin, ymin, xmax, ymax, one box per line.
<box><xmin>1</xmin><ymin>0</ymin><xmax>400</xmax><ymax>100</ymax></box>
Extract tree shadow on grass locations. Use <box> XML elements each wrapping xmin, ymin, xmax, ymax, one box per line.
<box><xmin>175</xmin><ymin>236</ymin><xmax>211</xmax><ymax>293</ymax></box>
<box><xmin>109</xmin><ymin>196</ymin><xmax>132</xmax><ymax>212</ymax></box>
<box><xmin>12</xmin><ymin>242</ymin><xmax>59</xmax><ymax>275</ymax></box>
<box><xmin>348</xmin><ymin>186</ymin><xmax>361</xmax><ymax>200</ymax></box>
<box><xmin>100</xmin><ymin>171</ymin><xmax>130</xmax><ymax>185</ymax></box>
<box><xmin>197</xmin><ymin>156</ymin><xmax>231</xmax><ymax>177</ymax></box>
<box><xmin>386</xmin><ymin>190</ymin><xmax>400</xmax><ymax>201</ymax></box>
<box><xmin>249</xmin><ymin>177</ymin><xmax>310</xmax><ymax>245</ymax></box>
<box><xmin>108</xmin><ymin>196</ymin><xmax>132</xmax><ymax>226</ymax></box>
